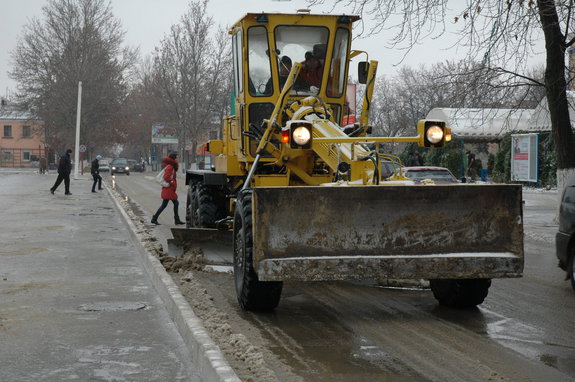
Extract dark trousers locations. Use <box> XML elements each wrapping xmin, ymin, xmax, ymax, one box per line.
<box><xmin>51</xmin><ymin>173</ymin><xmax>70</xmax><ymax>193</ymax></box>
<box><xmin>154</xmin><ymin>199</ymin><xmax>180</xmax><ymax>218</ymax></box>
<box><xmin>92</xmin><ymin>174</ymin><xmax>102</xmax><ymax>191</ymax></box>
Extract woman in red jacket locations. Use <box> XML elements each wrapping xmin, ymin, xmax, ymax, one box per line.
<box><xmin>151</xmin><ymin>152</ymin><xmax>185</xmax><ymax>225</ymax></box>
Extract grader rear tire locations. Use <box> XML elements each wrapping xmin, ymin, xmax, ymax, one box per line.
<box><xmin>429</xmin><ymin>278</ymin><xmax>491</xmax><ymax>308</ymax></box>
<box><xmin>186</xmin><ymin>181</ymin><xmax>219</xmax><ymax>228</ymax></box>
<box><xmin>233</xmin><ymin>190</ymin><xmax>282</xmax><ymax>311</ymax></box>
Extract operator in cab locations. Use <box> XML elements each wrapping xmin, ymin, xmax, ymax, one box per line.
<box><xmin>264</xmin><ymin>55</ymin><xmax>292</xmax><ymax>95</ymax></box>
<box><xmin>297</xmin><ymin>51</ymin><xmax>323</xmax><ymax>89</ymax></box>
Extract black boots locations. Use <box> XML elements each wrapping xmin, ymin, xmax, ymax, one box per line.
<box><xmin>152</xmin><ymin>215</ymin><xmax>183</xmax><ymax>225</ymax></box>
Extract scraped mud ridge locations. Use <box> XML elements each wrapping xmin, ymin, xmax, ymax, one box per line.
<box><xmin>111</xmin><ymin>187</ymin><xmax>295</xmax><ymax>382</ymax></box>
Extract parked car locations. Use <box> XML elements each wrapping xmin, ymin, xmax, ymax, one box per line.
<box><xmin>110</xmin><ymin>158</ymin><xmax>130</xmax><ymax>175</ymax></box>
<box><xmin>129</xmin><ymin>160</ymin><xmax>145</xmax><ymax>172</ymax></box>
<box><xmin>401</xmin><ymin>166</ymin><xmax>459</xmax><ymax>184</ymax></box>
<box><xmin>127</xmin><ymin>159</ymin><xmax>137</xmax><ymax>172</ymax></box>
<box><xmin>556</xmin><ymin>173</ymin><xmax>575</xmax><ymax>291</ymax></box>
<box><xmin>98</xmin><ymin>159</ymin><xmax>110</xmax><ymax>172</ymax></box>
<box><xmin>136</xmin><ymin>161</ymin><xmax>146</xmax><ymax>172</ymax></box>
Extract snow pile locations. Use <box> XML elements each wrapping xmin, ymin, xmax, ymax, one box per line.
<box><xmin>178</xmin><ymin>271</ymin><xmax>279</xmax><ymax>382</ymax></box>
<box><xmin>109</xmin><ymin>185</ymin><xmax>282</xmax><ymax>382</ymax></box>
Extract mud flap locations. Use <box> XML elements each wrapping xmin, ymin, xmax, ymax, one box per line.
<box><xmin>251</xmin><ymin>185</ymin><xmax>524</xmax><ymax>281</ymax></box>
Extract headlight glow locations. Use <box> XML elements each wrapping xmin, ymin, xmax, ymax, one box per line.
<box><xmin>125</xmin><ymin>166</ymin><xmax>129</xmax><ymax>170</ymax></box>
<box><xmin>426</xmin><ymin>125</ymin><xmax>444</xmax><ymax>144</ymax></box>
<box><xmin>112</xmin><ymin>166</ymin><xmax>116</xmax><ymax>170</ymax></box>
<box><xmin>292</xmin><ymin>126</ymin><xmax>311</xmax><ymax>146</ymax></box>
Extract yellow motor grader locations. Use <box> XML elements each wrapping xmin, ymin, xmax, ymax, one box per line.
<box><xmin>174</xmin><ymin>11</ymin><xmax>524</xmax><ymax>311</ymax></box>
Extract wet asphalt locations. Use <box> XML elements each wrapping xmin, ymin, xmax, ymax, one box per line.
<box><xmin>0</xmin><ymin>170</ymin><xmax>201</xmax><ymax>382</ymax></box>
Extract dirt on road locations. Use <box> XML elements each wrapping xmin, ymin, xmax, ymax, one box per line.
<box><xmin>110</xmin><ymin>183</ymin><xmax>575</xmax><ymax>382</ymax></box>
<box><xmin>111</xmin><ymin>186</ymin><xmax>303</xmax><ymax>382</ymax></box>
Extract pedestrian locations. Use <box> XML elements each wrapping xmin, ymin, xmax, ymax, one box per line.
<box><xmin>151</xmin><ymin>151</ymin><xmax>185</xmax><ymax>225</ymax></box>
<box><xmin>466</xmin><ymin>151</ymin><xmax>477</xmax><ymax>181</ymax></box>
<box><xmin>50</xmin><ymin>149</ymin><xmax>73</xmax><ymax>195</ymax></box>
<box><xmin>39</xmin><ymin>157</ymin><xmax>47</xmax><ymax>174</ymax></box>
<box><xmin>416</xmin><ymin>152</ymin><xmax>424</xmax><ymax>166</ymax></box>
<box><xmin>91</xmin><ymin>155</ymin><xmax>103</xmax><ymax>192</ymax></box>
<box><xmin>407</xmin><ymin>152</ymin><xmax>418</xmax><ymax>166</ymax></box>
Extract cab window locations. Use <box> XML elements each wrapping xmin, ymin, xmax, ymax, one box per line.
<box><xmin>232</xmin><ymin>30</ymin><xmax>243</xmax><ymax>95</ymax></box>
<box><xmin>327</xmin><ymin>28</ymin><xmax>350</xmax><ymax>97</ymax></box>
<box><xmin>274</xmin><ymin>26</ymin><xmax>329</xmax><ymax>95</ymax></box>
<box><xmin>247</xmin><ymin>26</ymin><xmax>272</xmax><ymax>97</ymax></box>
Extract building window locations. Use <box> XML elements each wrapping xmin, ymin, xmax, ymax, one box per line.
<box><xmin>3</xmin><ymin>125</ymin><xmax>12</xmax><ymax>138</ymax></box>
<box><xmin>23</xmin><ymin>150</ymin><xmax>31</xmax><ymax>161</ymax></box>
<box><xmin>22</xmin><ymin>125</ymin><xmax>31</xmax><ymax>138</ymax></box>
<box><xmin>3</xmin><ymin>149</ymin><xmax>12</xmax><ymax>162</ymax></box>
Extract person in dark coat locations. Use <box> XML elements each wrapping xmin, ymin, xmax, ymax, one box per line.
<box><xmin>39</xmin><ymin>157</ymin><xmax>47</xmax><ymax>174</ymax></box>
<box><xmin>151</xmin><ymin>152</ymin><xmax>184</xmax><ymax>225</ymax></box>
<box><xmin>91</xmin><ymin>155</ymin><xmax>103</xmax><ymax>192</ymax></box>
<box><xmin>50</xmin><ymin>149</ymin><xmax>73</xmax><ymax>195</ymax></box>
<box><xmin>264</xmin><ymin>55</ymin><xmax>292</xmax><ymax>95</ymax></box>
<box><xmin>416</xmin><ymin>152</ymin><xmax>424</xmax><ymax>166</ymax></box>
<box><xmin>466</xmin><ymin>151</ymin><xmax>477</xmax><ymax>181</ymax></box>
<box><xmin>407</xmin><ymin>152</ymin><xmax>418</xmax><ymax>166</ymax></box>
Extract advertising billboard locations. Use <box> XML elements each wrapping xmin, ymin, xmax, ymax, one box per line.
<box><xmin>151</xmin><ymin>124</ymin><xmax>178</xmax><ymax>144</ymax></box>
<box><xmin>511</xmin><ymin>133</ymin><xmax>538</xmax><ymax>182</ymax></box>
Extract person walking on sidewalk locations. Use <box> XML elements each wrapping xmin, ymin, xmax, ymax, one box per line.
<box><xmin>91</xmin><ymin>155</ymin><xmax>103</xmax><ymax>192</ymax></box>
<box><xmin>39</xmin><ymin>157</ymin><xmax>47</xmax><ymax>174</ymax></box>
<box><xmin>50</xmin><ymin>149</ymin><xmax>73</xmax><ymax>195</ymax></box>
<box><xmin>151</xmin><ymin>151</ymin><xmax>185</xmax><ymax>225</ymax></box>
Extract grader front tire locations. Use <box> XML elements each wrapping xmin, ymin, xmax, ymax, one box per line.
<box><xmin>233</xmin><ymin>190</ymin><xmax>282</xmax><ymax>311</ymax></box>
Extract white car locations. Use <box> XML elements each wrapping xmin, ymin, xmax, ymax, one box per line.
<box><xmin>98</xmin><ymin>159</ymin><xmax>110</xmax><ymax>172</ymax></box>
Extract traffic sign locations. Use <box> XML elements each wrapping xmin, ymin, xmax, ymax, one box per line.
<box><xmin>79</xmin><ymin>144</ymin><xmax>86</xmax><ymax>152</ymax></box>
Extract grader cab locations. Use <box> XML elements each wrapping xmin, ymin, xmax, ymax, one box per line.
<box><xmin>175</xmin><ymin>12</ymin><xmax>524</xmax><ymax>311</ymax></box>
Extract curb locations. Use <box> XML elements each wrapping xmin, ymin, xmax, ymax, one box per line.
<box><xmin>104</xmin><ymin>183</ymin><xmax>241</xmax><ymax>382</ymax></box>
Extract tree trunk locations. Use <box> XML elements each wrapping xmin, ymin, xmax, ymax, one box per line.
<box><xmin>538</xmin><ymin>0</ymin><xmax>575</xmax><ymax>171</ymax></box>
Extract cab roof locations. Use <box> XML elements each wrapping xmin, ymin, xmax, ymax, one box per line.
<box><xmin>232</xmin><ymin>12</ymin><xmax>360</xmax><ymax>29</ymax></box>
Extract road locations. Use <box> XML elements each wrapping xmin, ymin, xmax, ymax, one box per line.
<box><xmin>110</xmin><ymin>172</ymin><xmax>575</xmax><ymax>382</ymax></box>
<box><xmin>0</xmin><ymin>171</ymin><xmax>202</xmax><ymax>382</ymax></box>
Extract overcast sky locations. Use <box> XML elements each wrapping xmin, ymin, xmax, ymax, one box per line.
<box><xmin>0</xmin><ymin>0</ymin><xmax>545</xmax><ymax>98</ymax></box>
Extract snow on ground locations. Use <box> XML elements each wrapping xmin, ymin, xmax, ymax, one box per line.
<box><xmin>109</xmin><ymin>186</ymin><xmax>289</xmax><ymax>382</ymax></box>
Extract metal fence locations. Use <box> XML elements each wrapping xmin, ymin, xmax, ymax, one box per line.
<box><xmin>0</xmin><ymin>147</ymin><xmax>46</xmax><ymax>168</ymax></box>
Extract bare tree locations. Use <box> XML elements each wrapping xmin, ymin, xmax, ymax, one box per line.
<box><xmin>369</xmin><ymin>59</ymin><xmax>538</xmax><ymax>136</ymax></box>
<box><xmin>309</xmin><ymin>0</ymin><xmax>575</xmax><ymax>185</ymax></box>
<box><xmin>10</xmin><ymin>0</ymin><xmax>137</xmax><ymax>154</ymax></box>
<box><xmin>116</xmin><ymin>56</ymin><xmax>171</xmax><ymax>162</ymax></box>
<box><xmin>152</xmin><ymin>0</ymin><xmax>232</xmax><ymax>165</ymax></box>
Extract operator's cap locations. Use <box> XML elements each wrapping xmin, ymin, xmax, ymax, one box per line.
<box><xmin>96</xmin><ymin>155</ymin><xmax>102</xmax><ymax>159</ymax></box>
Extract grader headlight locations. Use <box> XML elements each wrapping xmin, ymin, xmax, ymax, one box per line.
<box><xmin>286</xmin><ymin>121</ymin><xmax>313</xmax><ymax>149</ymax></box>
<box><xmin>293</xmin><ymin>126</ymin><xmax>311</xmax><ymax>145</ymax></box>
<box><xmin>417</xmin><ymin>120</ymin><xmax>450</xmax><ymax>148</ymax></box>
<box><xmin>426</xmin><ymin>125</ymin><xmax>444</xmax><ymax>144</ymax></box>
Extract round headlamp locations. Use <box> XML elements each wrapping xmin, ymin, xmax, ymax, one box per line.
<box><xmin>292</xmin><ymin>126</ymin><xmax>311</xmax><ymax>146</ymax></box>
<box><xmin>426</xmin><ymin>125</ymin><xmax>444</xmax><ymax>144</ymax></box>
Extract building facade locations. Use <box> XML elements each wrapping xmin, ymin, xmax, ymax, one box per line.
<box><xmin>0</xmin><ymin>99</ymin><xmax>45</xmax><ymax>168</ymax></box>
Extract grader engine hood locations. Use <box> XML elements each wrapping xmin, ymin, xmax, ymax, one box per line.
<box><xmin>251</xmin><ymin>184</ymin><xmax>524</xmax><ymax>281</ymax></box>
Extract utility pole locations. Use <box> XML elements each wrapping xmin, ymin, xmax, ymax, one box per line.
<box><xmin>74</xmin><ymin>81</ymin><xmax>82</xmax><ymax>180</ymax></box>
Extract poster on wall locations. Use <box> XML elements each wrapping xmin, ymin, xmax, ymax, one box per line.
<box><xmin>511</xmin><ymin>133</ymin><xmax>538</xmax><ymax>182</ymax></box>
<box><xmin>151</xmin><ymin>124</ymin><xmax>178</xmax><ymax>144</ymax></box>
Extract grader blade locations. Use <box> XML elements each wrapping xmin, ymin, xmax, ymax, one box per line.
<box><xmin>169</xmin><ymin>228</ymin><xmax>233</xmax><ymax>264</ymax></box>
<box><xmin>251</xmin><ymin>185</ymin><xmax>524</xmax><ymax>281</ymax></box>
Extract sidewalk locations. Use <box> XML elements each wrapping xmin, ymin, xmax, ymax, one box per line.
<box><xmin>0</xmin><ymin>171</ymin><xmax>202</xmax><ymax>381</ymax></box>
